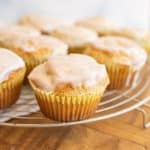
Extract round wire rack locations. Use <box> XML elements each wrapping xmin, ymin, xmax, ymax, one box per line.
<box><xmin>0</xmin><ymin>64</ymin><xmax>150</xmax><ymax>128</ymax></box>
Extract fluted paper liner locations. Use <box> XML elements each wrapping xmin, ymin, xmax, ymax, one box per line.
<box><xmin>0</xmin><ymin>68</ymin><xmax>26</xmax><ymax>109</ymax></box>
<box><xmin>29</xmin><ymin>80</ymin><xmax>108</xmax><ymax>122</ymax></box>
<box><xmin>141</xmin><ymin>43</ymin><xmax>150</xmax><ymax>62</ymax></box>
<box><xmin>25</xmin><ymin>56</ymin><xmax>47</xmax><ymax>79</ymax></box>
<box><xmin>84</xmin><ymin>47</ymin><xmax>141</xmax><ymax>89</ymax></box>
<box><xmin>22</xmin><ymin>50</ymin><xmax>51</xmax><ymax>80</ymax></box>
<box><xmin>69</xmin><ymin>46</ymin><xmax>85</xmax><ymax>54</ymax></box>
<box><xmin>106</xmin><ymin>63</ymin><xmax>139</xmax><ymax>89</ymax></box>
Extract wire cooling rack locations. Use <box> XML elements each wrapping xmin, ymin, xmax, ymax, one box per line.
<box><xmin>0</xmin><ymin>64</ymin><xmax>150</xmax><ymax>128</ymax></box>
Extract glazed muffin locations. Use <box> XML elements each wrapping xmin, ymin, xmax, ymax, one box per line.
<box><xmin>76</xmin><ymin>16</ymin><xmax>117</xmax><ymax>36</ymax></box>
<box><xmin>0</xmin><ymin>25</ymin><xmax>40</xmax><ymax>37</ymax></box>
<box><xmin>105</xmin><ymin>28</ymin><xmax>150</xmax><ymax>56</ymax></box>
<box><xmin>18</xmin><ymin>14</ymin><xmax>66</xmax><ymax>35</ymax></box>
<box><xmin>0</xmin><ymin>32</ymin><xmax>68</xmax><ymax>77</ymax></box>
<box><xmin>0</xmin><ymin>48</ymin><xmax>25</xmax><ymax>109</ymax></box>
<box><xmin>28</xmin><ymin>54</ymin><xmax>109</xmax><ymax>122</ymax></box>
<box><xmin>84</xmin><ymin>36</ymin><xmax>147</xmax><ymax>89</ymax></box>
<box><xmin>51</xmin><ymin>25</ymin><xmax>98</xmax><ymax>53</ymax></box>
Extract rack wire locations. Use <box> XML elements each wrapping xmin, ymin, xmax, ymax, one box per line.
<box><xmin>0</xmin><ymin>64</ymin><xmax>150</xmax><ymax>128</ymax></box>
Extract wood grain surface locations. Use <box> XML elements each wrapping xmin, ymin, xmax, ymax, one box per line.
<box><xmin>0</xmin><ymin>109</ymin><xmax>150</xmax><ymax>150</ymax></box>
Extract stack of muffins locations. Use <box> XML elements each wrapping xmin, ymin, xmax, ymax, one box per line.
<box><xmin>0</xmin><ymin>14</ymin><xmax>148</xmax><ymax>122</ymax></box>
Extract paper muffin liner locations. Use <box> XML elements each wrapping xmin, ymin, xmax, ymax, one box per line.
<box><xmin>23</xmin><ymin>51</ymin><xmax>51</xmax><ymax>78</ymax></box>
<box><xmin>25</xmin><ymin>56</ymin><xmax>47</xmax><ymax>78</ymax></box>
<box><xmin>140</xmin><ymin>43</ymin><xmax>150</xmax><ymax>62</ymax></box>
<box><xmin>69</xmin><ymin>46</ymin><xmax>86</xmax><ymax>54</ymax></box>
<box><xmin>14</xmin><ymin>50</ymin><xmax>52</xmax><ymax>83</ymax></box>
<box><xmin>0</xmin><ymin>68</ymin><xmax>26</xmax><ymax>109</ymax></box>
<box><xmin>84</xmin><ymin>47</ymin><xmax>140</xmax><ymax>89</ymax></box>
<box><xmin>105</xmin><ymin>63</ymin><xmax>139</xmax><ymax>89</ymax></box>
<box><xmin>29</xmin><ymin>80</ymin><xmax>108</xmax><ymax>122</ymax></box>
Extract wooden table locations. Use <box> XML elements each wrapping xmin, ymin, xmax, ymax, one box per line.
<box><xmin>0</xmin><ymin>109</ymin><xmax>150</xmax><ymax>150</ymax></box>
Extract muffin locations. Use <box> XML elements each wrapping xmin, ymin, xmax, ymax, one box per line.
<box><xmin>105</xmin><ymin>28</ymin><xmax>150</xmax><ymax>56</ymax></box>
<box><xmin>0</xmin><ymin>31</ymin><xmax>68</xmax><ymax>77</ymax></box>
<box><xmin>28</xmin><ymin>54</ymin><xmax>109</xmax><ymax>122</ymax></box>
<box><xmin>0</xmin><ymin>25</ymin><xmax>40</xmax><ymax>37</ymax></box>
<box><xmin>84</xmin><ymin>36</ymin><xmax>147</xmax><ymax>89</ymax></box>
<box><xmin>51</xmin><ymin>25</ymin><xmax>98</xmax><ymax>53</ymax></box>
<box><xmin>75</xmin><ymin>16</ymin><xmax>117</xmax><ymax>36</ymax></box>
<box><xmin>18</xmin><ymin>14</ymin><xmax>66</xmax><ymax>35</ymax></box>
<box><xmin>0</xmin><ymin>48</ymin><xmax>25</xmax><ymax>109</ymax></box>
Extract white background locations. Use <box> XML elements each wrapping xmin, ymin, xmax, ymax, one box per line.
<box><xmin>0</xmin><ymin>0</ymin><xmax>150</xmax><ymax>29</ymax></box>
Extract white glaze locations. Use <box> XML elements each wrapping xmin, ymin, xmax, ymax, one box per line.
<box><xmin>0</xmin><ymin>48</ymin><xmax>25</xmax><ymax>83</ymax></box>
<box><xmin>91</xmin><ymin>36</ymin><xmax>147</xmax><ymax>70</ymax></box>
<box><xmin>19</xmin><ymin>14</ymin><xmax>66</xmax><ymax>33</ymax></box>
<box><xmin>0</xmin><ymin>25</ymin><xmax>40</xmax><ymax>37</ymax></box>
<box><xmin>76</xmin><ymin>16</ymin><xmax>117</xmax><ymax>34</ymax></box>
<box><xmin>28</xmin><ymin>54</ymin><xmax>108</xmax><ymax>91</ymax></box>
<box><xmin>112</xmin><ymin>28</ymin><xmax>150</xmax><ymax>40</ymax></box>
<box><xmin>51</xmin><ymin>25</ymin><xmax>98</xmax><ymax>47</ymax></box>
<box><xmin>0</xmin><ymin>34</ymin><xmax>68</xmax><ymax>53</ymax></box>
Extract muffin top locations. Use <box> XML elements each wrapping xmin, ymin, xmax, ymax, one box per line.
<box><xmin>0</xmin><ymin>33</ymin><xmax>68</xmax><ymax>54</ymax></box>
<box><xmin>0</xmin><ymin>25</ymin><xmax>40</xmax><ymax>37</ymax></box>
<box><xmin>0</xmin><ymin>48</ymin><xmax>25</xmax><ymax>83</ymax></box>
<box><xmin>28</xmin><ymin>54</ymin><xmax>108</xmax><ymax>91</ymax></box>
<box><xmin>109</xmin><ymin>28</ymin><xmax>150</xmax><ymax>41</ymax></box>
<box><xmin>88</xmin><ymin>36</ymin><xmax>147</xmax><ymax>70</ymax></box>
<box><xmin>76</xmin><ymin>16</ymin><xmax>117</xmax><ymax>35</ymax></box>
<box><xmin>18</xmin><ymin>14</ymin><xmax>66</xmax><ymax>34</ymax></box>
<box><xmin>51</xmin><ymin>25</ymin><xmax>98</xmax><ymax>47</ymax></box>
